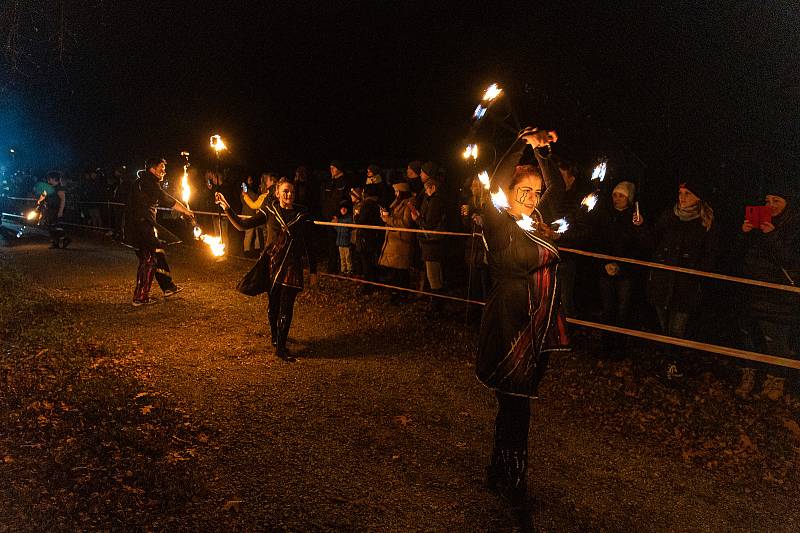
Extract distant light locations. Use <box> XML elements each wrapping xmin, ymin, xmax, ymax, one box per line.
<box><xmin>473</xmin><ymin>105</ymin><xmax>487</xmax><ymax>120</ymax></box>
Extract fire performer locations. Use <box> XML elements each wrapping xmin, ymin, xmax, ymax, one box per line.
<box><xmin>215</xmin><ymin>178</ymin><xmax>317</xmax><ymax>362</ymax></box>
<box><xmin>477</xmin><ymin>127</ymin><xmax>569</xmax><ymax>511</ymax></box>
<box><xmin>125</xmin><ymin>158</ymin><xmax>194</xmax><ymax>307</ymax></box>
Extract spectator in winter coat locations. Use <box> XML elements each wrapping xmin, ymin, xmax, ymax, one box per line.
<box><xmin>333</xmin><ymin>200</ymin><xmax>354</xmax><ymax>274</ymax></box>
<box><xmin>588</xmin><ymin>181</ymin><xmax>646</xmax><ymax>354</ymax></box>
<box><xmin>240</xmin><ymin>175</ymin><xmax>263</xmax><ymax>257</ymax></box>
<box><xmin>641</xmin><ymin>180</ymin><xmax>720</xmax><ymax>378</ymax></box>
<box><xmin>379</xmin><ymin>181</ymin><xmax>416</xmax><ymax>303</ymax></box>
<box><xmin>644</xmin><ymin>180</ymin><xmax>719</xmax><ymax>337</ymax></box>
<box><xmin>735</xmin><ymin>185</ymin><xmax>800</xmax><ymax>401</ymax></box>
<box><xmin>407</xmin><ymin>160</ymin><xmax>424</xmax><ymax>196</ymax></box>
<box><xmin>412</xmin><ymin>177</ymin><xmax>447</xmax><ymax>311</ymax></box>
<box><xmin>352</xmin><ymin>185</ymin><xmax>384</xmax><ymax>293</ymax></box>
<box><xmin>461</xmin><ymin>175</ymin><xmax>489</xmax><ymax>305</ymax></box>
<box><xmin>321</xmin><ymin>161</ymin><xmax>353</xmax><ymax>273</ymax></box>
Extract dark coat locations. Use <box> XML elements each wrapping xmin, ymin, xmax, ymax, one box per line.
<box><xmin>740</xmin><ymin>205</ymin><xmax>800</xmax><ymax>325</ymax></box>
<box><xmin>476</xmin><ymin>137</ymin><xmax>569</xmax><ymax>398</ymax></box>
<box><xmin>352</xmin><ymin>196</ymin><xmax>384</xmax><ymax>255</ymax></box>
<box><xmin>225</xmin><ymin>200</ymin><xmax>316</xmax><ymax>291</ymax></box>
<box><xmin>320</xmin><ymin>174</ymin><xmax>353</xmax><ymax>220</ymax></box>
<box><xmin>588</xmin><ymin>205</ymin><xmax>647</xmax><ymax>278</ymax></box>
<box><xmin>645</xmin><ymin>208</ymin><xmax>720</xmax><ymax>312</ymax></box>
<box><xmin>417</xmin><ymin>191</ymin><xmax>447</xmax><ymax>262</ymax></box>
<box><xmin>124</xmin><ymin>171</ymin><xmax>179</xmax><ymax>250</ymax></box>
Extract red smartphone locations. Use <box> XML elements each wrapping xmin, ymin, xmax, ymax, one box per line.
<box><xmin>745</xmin><ymin>206</ymin><xmax>772</xmax><ymax>228</ymax></box>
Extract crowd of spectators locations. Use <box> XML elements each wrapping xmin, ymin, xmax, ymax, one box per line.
<box><xmin>3</xmin><ymin>154</ymin><xmax>798</xmax><ymax>400</ymax></box>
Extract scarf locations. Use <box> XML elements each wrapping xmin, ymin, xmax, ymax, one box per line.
<box><xmin>673</xmin><ymin>203</ymin><xmax>700</xmax><ymax>222</ymax></box>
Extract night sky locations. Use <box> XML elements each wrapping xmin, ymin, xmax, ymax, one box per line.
<box><xmin>1</xmin><ymin>1</ymin><xmax>798</xmax><ymax>206</ymax></box>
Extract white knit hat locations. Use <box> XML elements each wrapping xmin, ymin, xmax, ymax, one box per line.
<box><xmin>613</xmin><ymin>181</ymin><xmax>636</xmax><ymax>201</ymax></box>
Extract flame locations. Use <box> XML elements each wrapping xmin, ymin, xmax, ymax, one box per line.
<box><xmin>181</xmin><ymin>165</ymin><xmax>191</xmax><ymax>204</ymax></box>
<box><xmin>591</xmin><ymin>160</ymin><xmax>608</xmax><ymax>182</ymax></box>
<box><xmin>478</xmin><ymin>170</ymin><xmax>490</xmax><ymax>190</ymax></box>
<box><xmin>581</xmin><ymin>191</ymin><xmax>599</xmax><ymax>211</ymax></box>
<box><xmin>552</xmin><ymin>218</ymin><xmax>570</xmax><ymax>233</ymax></box>
<box><xmin>473</xmin><ymin>104</ymin><xmax>487</xmax><ymax>120</ymax></box>
<box><xmin>462</xmin><ymin>144</ymin><xmax>478</xmax><ymax>160</ymax></box>
<box><xmin>210</xmin><ymin>134</ymin><xmax>227</xmax><ymax>153</ymax></box>
<box><xmin>490</xmin><ymin>188</ymin><xmax>509</xmax><ymax>210</ymax></box>
<box><xmin>200</xmin><ymin>234</ymin><xmax>226</xmax><ymax>257</ymax></box>
<box><xmin>482</xmin><ymin>83</ymin><xmax>502</xmax><ymax>102</ymax></box>
<box><xmin>26</xmin><ymin>211</ymin><xmax>39</xmax><ymax>221</ymax></box>
<box><xmin>516</xmin><ymin>213</ymin><xmax>535</xmax><ymax>231</ymax></box>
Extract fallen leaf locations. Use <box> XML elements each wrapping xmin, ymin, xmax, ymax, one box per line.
<box><xmin>223</xmin><ymin>499</ymin><xmax>242</xmax><ymax>512</ymax></box>
<box><xmin>3</xmin><ymin>455</ymin><xmax>14</xmax><ymax>464</ymax></box>
<box><xmin>197</xmin><ymin>433</ymin><xmax>209</xmax><ymax>443</ymax></box>
<box><xmin>394</xmin><ymin>414</ymin><xmax>412</xmax><ymax>427</ymax></box>
<box><xmin>134</xmin><ymin>392</ymin><xmax>149</xmax><ymax>400</ymax></box>
<box><xmin>140</xmin><ymin>405</ymin><xmax>153</xmax><ymax>415</ymax></box>
<box><xmin>783</xmin><ymin>419</ymin><xmax>800</xmax><ymax>441</ymax></box>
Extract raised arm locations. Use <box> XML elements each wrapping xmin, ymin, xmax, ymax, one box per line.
<box><xmin>535</xmin><ymin>149</ymin><xmax>564</xmax><ymax>224</ymax></box>
<box><xmin>216</xmin><ymin>192</ymin><xmax>266</xmax><ymax>230</ymax></box>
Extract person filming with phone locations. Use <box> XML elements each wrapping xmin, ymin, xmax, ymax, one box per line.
<box><xmin>735</xmin><ymin>184</ymin><xmax>800</xmax><ymax>401</ymax></box>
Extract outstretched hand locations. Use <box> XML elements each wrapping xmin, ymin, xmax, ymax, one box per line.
<box><xmin>215</xmin><ymin>192</ymin><xmax>230</xmax><ymax>211</ymax></box>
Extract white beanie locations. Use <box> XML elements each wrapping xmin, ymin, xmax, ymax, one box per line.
<box><xmin>613</xmin><ymin>181</ymin><xmax>636</xmax><ymax>202</ymax></box>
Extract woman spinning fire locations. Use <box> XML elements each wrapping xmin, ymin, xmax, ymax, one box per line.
<box><xmin>477</xmin><ymin>127</ymin><xmax>570</xmax><ymax>510</ymax></box>
<box><xmin>215</xmin><ymin>178</ymin><xmax>317</xmax><ymax>362</ymax></box>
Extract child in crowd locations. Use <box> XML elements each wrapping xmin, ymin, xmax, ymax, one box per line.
<box><xmin>334</xmin><ymin>200</ymin><xmax>353</xmax><ymax>275</ymax></box>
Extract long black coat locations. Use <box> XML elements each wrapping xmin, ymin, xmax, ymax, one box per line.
<box><xmin>739</xmin><ymin>205</ymin><xmax>800</xmax><ymax>325</ymax></box>
<box><xmin>225</xmin><ymin>200</ymin><xmax>316</xmax><ymax>291</ymax></box>
<box><xmin>476</xmin><ymin>137</ymin><xmax>569</xmax><ymax>398</ymax></box>
<box><xmin>645</xmin><ymin>209</ymin><xmax>720</xmax><ymax>312</ymax></box>
<box><xmin>417</xmin><ymin>191</ymin><xmax>447</xmax><ymax>262</ymax></box>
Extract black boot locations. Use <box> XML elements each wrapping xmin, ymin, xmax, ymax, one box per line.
<box><xmin>490</xmin><ymin>447</ymin><xmax>528</xmax><ymax>509</ymax></box>
<box><xmin>275</xmin><ymin>315</ymin><xmax>295</xmax><ymax>363</ymax></box>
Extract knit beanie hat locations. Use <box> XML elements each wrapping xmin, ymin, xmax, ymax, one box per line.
<box><xmin>330</xmin><ymin>160</ymin><xmax>345</xmax><ymax>173</ymax></box>
<box><xmin>678</xmin><ymin>179</ymin><xmax>712</xmax><ymax>202</ymax></box>
<box><xmin>764</xmin><ymin>178</ymin><xmax>796</xmax><ymax>201</ymax></box>
<box><xmin>407</xmin><ymin>160</ymin><xmax>422</xmax><ymax>175</ymax></box>
<box><xmin>349</xmin><ymin>187</ymin><xmax>363</xmax><ymax>202</ymax></box>
<box><xmin>612</xmin><ymin>181</ymin><xmax>636</xmax><ymax>201</ymax></box>
<box><xmin>367</xmin><ymin>164</ymin><xmax>381</xmax><ymax>175</ymax></box>
<box><xmin>421</xmin><ymin>161</ymin><xmax>438</xmax><ymax>179</ymax></box>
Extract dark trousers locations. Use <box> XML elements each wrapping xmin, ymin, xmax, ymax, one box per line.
<box><xmin>134</xmin><ymin>248</ymin><xmax>176</xmax><ymax>302</ymax></box>
<box><xmin>268</xmin><ymin>284</ymin><xmax>300</xmax><ymax>349</ymax></box>
<box><xmin>740</xmin><ymin>319</ymin><xmax>798</xmax><ymax>379</ymax></box>
<box><xmin>599</xmin><ymin>276</ymin><xmax>633</xmax><ymax>354</ymax></box>
<box><xmin>48</xmin><ymin>221</ymin><xmax>66</xmax><ymax>246</ymax></box>
<box><xmin>490</xmin><ymin>391</ymin><xmax>530</xmax><ymax>494</ymax></box>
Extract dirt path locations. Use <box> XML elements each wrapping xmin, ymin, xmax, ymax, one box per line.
<box><xmin>3</xmin><ymin>233</ymin><xmax>798</xmax><ymax>531</ymax></box>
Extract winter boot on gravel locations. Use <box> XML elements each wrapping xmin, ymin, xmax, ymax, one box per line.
<box><xmin>757</xmin><ymin>374</ymin><xmax>785</xmax><ymax>401</ymax></box>
<box><xmin>735</xmin><ymin>368</ymin><xmax>756</xmax><ymax>399</ymax></box>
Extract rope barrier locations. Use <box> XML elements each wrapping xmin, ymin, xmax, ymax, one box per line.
<box><xmin>4</xmin><ymin>199</ymin><xmax>798</xmax><ymax>370</ymax></box>
<box><xmin>559</xmin><ymin>247</ymin><xmax>800</xmax><ymax>295</ymax></box>
<box><xmin>314</xmin><ymin>220</ymin><xmax>474</xmax><ymax>238</ymax></box>
<box><xmin>5</xmin><ymin>196</ymin><xmax>798</xmax><ymax>294</ymax></box>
